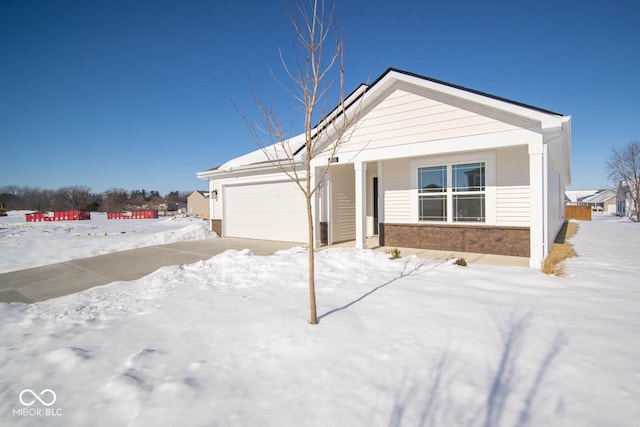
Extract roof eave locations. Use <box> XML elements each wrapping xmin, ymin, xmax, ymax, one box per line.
<box><xmin>197</xmin><ymin>160</ymin><xmax>305</xmax><ymax>180</ymax></box>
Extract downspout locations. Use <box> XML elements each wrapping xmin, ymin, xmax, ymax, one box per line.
<box><xmin>542</xmin><ymin>144</ymin><xmax>548</xmax><ymax>259</ymax></box>
<box><xmin>540</xmin><ymin>124</ymin><xmax>569</xmax><ymax>259</ymax></box>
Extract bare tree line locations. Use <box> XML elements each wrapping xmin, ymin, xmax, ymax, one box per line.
<box><xmin>0</xmin><ymin>185</ymin><xmax>190</xmax><ymax>213</ymax></box>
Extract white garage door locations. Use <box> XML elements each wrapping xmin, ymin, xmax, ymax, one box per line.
<box><xmin>224</xmin><ymin>181</ymin><xmax>308</xmax><ymax>242</ymax></box>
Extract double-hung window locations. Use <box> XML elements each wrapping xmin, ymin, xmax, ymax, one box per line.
<box><xmin>417</xmin><ymin>162</ymin><xmax>486</xmax><ymax>223</ymax></box>
<box><xmin>452</xmin><ymin>162</ymin><xmax>485</xmax><ymax>222</ymax></box>
<box><xmin>418</xmin><ymin>166</ymin><xmax>447</xmax><ymax>221</ymax></box>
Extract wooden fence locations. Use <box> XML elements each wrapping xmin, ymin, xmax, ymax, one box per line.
<box><xmin>565</xmin><ymin>205</ymin><xmax>592</xmax><ymax>221</ymax></box>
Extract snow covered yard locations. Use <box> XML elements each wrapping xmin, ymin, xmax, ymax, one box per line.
<box><xmin>0</xmin><ymin>211</ymin><xmax>215</xmax><ymax>273</ymax></box>
<box><xmin>0</xmin><ymin>214</ymin><xmax>638</xmax><ymax>426</ymax></box>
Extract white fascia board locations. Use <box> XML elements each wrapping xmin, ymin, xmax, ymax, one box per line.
<box><xmin>542</xmin><ymin>115</ymin><xmax>572</xmax><ymax>184</ymax></box>
<box><xmin>198</xmin><ymin>161</ymin><xmax>305</xmax><ymax>181</ymax></box>
<box><xmin>197</xmin><ymin>169</ymin><xmax>217</xmax><ymax>180</ymax></box>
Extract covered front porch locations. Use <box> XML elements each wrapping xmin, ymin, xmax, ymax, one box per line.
<box><xmin>315</xmin><ymin>161</ymin><xmax>380</xmax><ymax>249</ymax></box>
<box><xmin>313</xmin><ymin>143</ymin><xmax>538</xmax><ymax>266</ymax></box>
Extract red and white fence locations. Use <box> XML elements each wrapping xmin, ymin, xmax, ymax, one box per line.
<box><xmin>107</xmin><ymin>210</ymin><xmax>159</xmax><ymax>220</ymax></box>
<box><xmin>26</xmin><ymin>210</ymin><xmax>91</xmax><ymax>222</ymax></box>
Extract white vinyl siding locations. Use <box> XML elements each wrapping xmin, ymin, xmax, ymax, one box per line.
<box><xmin>338</xmin><ymin>87</ymin><xmax>527</xmax><ymax>155</ymax></box>
<box><xmin>330</xmin><ymin>166</ymin><xmax>356</xmax><ymax>243</ymax></box>
<box><xmin>382</xmin><ymin>159</ymin><xmax>411</xmax><ymax>223</ymax></box>
<box><xmin>212</xmin><ymin>182</ymin><xmax>222</xmax><ymax>219</ymax></box>
<box><xmin>496</xmin><ymin>146</ymin><xmax>530</xmax><ymax>227</ymax></box>
<box><xmin>496</xmin><ymin>186</ymin><xmax>530</xmax><ymax>226</ymax></box>
<box><xmin>547</xmin><ymin>159</ymin><xmax>564</xmax><ymax>246</ymax></box>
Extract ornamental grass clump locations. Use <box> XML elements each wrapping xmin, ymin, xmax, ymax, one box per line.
<box><xmin>542</xmin><ymin>221</ymin><xmax>578</xmax><ymax>276</ymax></box>
<box><xmin>385</xmin><ymin>248</ymin><xmax>402</xmax><ymax>259</ymax></box>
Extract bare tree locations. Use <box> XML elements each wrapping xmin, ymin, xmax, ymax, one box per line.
<box><xmin>22</xmin><ymin>186</ymin><xmax>53</xmax><ymax>211</ymax></box>
<box><xmin>607</xmin><ymin>141</ymin><xmax>640</xmax><ymax>221</ymax></box>
<box><xmin>52</xmin><ymin>186</ymin><xmax>94</xmax><ymax>210</ymax></box>
<box><xmin>241</xmin><ymin>0</ymin><xmax>358</xmax><ymax>324</ymax></box>
<box><xmin>103</xmin><ymin>188</ymin><xmax>129</xmax><ymax>212</ymax></box>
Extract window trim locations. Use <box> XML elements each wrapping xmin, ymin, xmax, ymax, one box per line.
<box><xmin>411</xmin><ymin>151</ymin><xmax>496</xmax><ymax>225</ymax></box>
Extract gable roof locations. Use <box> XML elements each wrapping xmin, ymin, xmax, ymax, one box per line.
<box><xmin>189</xmin><ymin>190</ymin><xmax>210</xmax><ymax>198</ymax></box>
<box><xmin>618</xmin><ymin>178</ymin><xmax>639</xmax><ymax>199</ymax></box>
<box><xmin>378</xmin><ymin>68</ymin><xmax>564</xmax><ymax>117</ymax></box>
<box><xmin>198</xmin><ymin>67</ymin><xmax>568</xmax><ymax>178</ymax></box>
<box><xmin>565</xmin><ymin>190</ymin><xmax>599</xmax><ymax>203</ymax></box>
<box><xmin>580</xmin><ymin>189</ymin><xmax>616</xmax><ymax>204</ymax></box>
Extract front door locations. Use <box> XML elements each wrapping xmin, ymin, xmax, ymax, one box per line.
<box><xmin>373</xmin><ymin>177</ymin><xmax>379</xmax><ymax>235</ymax></box>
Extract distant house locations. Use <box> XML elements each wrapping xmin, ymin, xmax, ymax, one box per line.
<box><xmin>579</xmin><ymin>189</ymin><xmax>617</xmax><ymax>213</ymax></box>
<box><xmin>187</xmin><ymin>191</ymin><xmax>210</xmax><ymax>218</ymax></box>
<box><xmin>197</xmin><ymin>68</ymin><xmax>571</xmax><ymax>267</ymax></box>
<box><xmin>616</xmin><ymin>179</ymin><xmax>638</xmax><ymax>219</ymax></box>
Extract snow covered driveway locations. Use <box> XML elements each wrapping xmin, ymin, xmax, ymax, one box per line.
<box><xmin>0</xmin><ymin>214</ymin><xmax>638</xmax><ymax>426</ymax></box>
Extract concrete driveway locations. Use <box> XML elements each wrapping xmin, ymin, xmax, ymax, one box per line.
<box><xmin>0</xmin><ymin>238</ymin><xmax>300</xmax><ymax>304</ymax></box>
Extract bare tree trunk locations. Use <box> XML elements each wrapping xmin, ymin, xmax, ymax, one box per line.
<box><xmin>241</xmin><ymin>0</ymin><xmax>351</xmax><ymax>324</ymax></box>
<box><xmin>306</xmin><ymin>193</ymin><xmax>318</xmax><ymax>324</ymax></box>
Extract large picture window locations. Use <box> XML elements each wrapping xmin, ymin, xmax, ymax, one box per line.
<box><xmin>417</xmin><ymin>162</ymin><xmax>486</xmax><ymax>223</ymax></box>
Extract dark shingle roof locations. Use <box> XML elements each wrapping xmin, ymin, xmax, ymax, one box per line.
<box><xmin>373</xmin><ymin>68</ymin><xmax>565</xmax><ymax>117</ymax></box>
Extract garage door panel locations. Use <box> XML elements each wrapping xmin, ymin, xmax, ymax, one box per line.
<box><xmin>225</xmin><ymin>181</ymin><xmax>307</xmax><ymax>242</ymax></box>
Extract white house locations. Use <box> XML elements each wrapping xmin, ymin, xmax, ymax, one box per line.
<box><xmin>197</xmin><ymin>68</ymin><xmax>572</xmax><ymax>268</ymax></box>
<box><xmin>616</xmin><ymin>179</ymin><xmax>638</xmax><ymax>219</ymax></box>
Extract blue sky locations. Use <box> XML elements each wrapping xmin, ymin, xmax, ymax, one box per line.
<box><xmin>1</xmin><ymin>0</ymin><xmax>638</xmax><ymax>194</ymax></box>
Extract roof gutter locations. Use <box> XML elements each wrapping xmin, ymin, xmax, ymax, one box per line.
<box><xmin>197</xmin><ymin>160</ymin><xmax>305</xmax><ymax>180</ymax></box>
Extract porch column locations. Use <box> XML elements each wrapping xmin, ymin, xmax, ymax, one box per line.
<box><xmin>208</xmin><ymin>179</ymin><xmax>215</xmax><ymax>231</ymax></box>
<box><xmin>355</xmin><ymin>161</ymin><xmax>367</xmax><ymax>249</ymax></box>
<box><xmin>377</xmin><ymin>160</ymin><xmax>385</xmax><ymax>245</ymax></box>
<box><xmin>310</xmin><ymin>167</ymin><xmax>320</xmax><ymax>247</ymax></box>
<box><xmin>321</xmin><ymin>170</ymin><xmax>331</xmax><ymax>246</ymax></box>
<box><xmin>529</xmin><ymin>141</ymin><xmax>545</xmax><ymax>268</ymax></box>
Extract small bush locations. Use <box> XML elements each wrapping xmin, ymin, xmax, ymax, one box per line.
<box><xmin>454</xmin><ymin>257</ymin><xmax>467</xmax><ymax>267</ymax></box>
<box><xmin>385</xmin><ymin>248</ymin><xmax>401</xmax><ymax>259</ymax></box>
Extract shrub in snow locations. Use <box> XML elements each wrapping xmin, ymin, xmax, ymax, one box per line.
<box><xmin>385</xmin><ymin>248</ymin><xmax>402</xmax><ymax>259</ymax></box>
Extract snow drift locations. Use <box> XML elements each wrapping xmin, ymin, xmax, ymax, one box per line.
<box><xmin>0</xmin><ymin>214</ymin><xmax>638</xmax><ymax>426</ymax></box>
